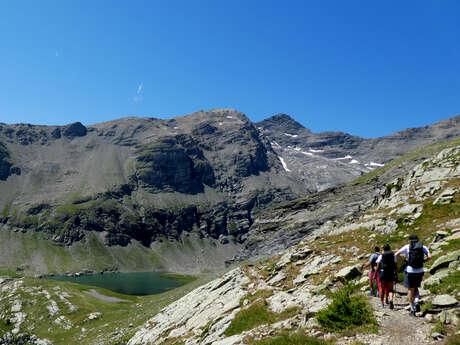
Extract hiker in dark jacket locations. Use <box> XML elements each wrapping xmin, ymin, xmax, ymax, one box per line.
<box><xmin>361</xmin><ymin>246</ymin><xmax>381</xmax><ymax>296</ymax></box>
<box><xmin>375</xmin><ymin>244</ymin><xmax>398</xmax><ymax>309</ymax></box>
<box><xmin>395</xmin><ymin>235</ymin><xmax>431</xmax><ymax>316</ymax></box>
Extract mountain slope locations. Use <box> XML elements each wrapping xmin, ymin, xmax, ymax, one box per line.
<box><xmin>0</xmin><ymin>110</ymin><xmax>305</xmax><ymax>274</ymax></box>
<box><xmin>257</xmin><ymin>113</ymin><xmax>460</xmax><ymax>191</ymax></box>
<box><xmin>0</xmin><ymin>110</ymin><xmax>460</xmax><ymax>274</ymax></box>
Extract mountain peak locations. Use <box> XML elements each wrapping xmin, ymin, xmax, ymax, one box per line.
<box><xmin>257</xmin><ymin>113</ymin><xmax>308</xmax><ymax>133</ymax></box>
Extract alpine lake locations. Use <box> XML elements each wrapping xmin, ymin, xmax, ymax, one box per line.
<box><xmin>47</xmin><ymin>272</ymin><xmax>197</xmax><ymax>296</ymax></box>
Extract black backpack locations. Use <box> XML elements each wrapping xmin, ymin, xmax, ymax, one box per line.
<box><xmin>381</xmin><ymin>250</ymin><xmax>396</xmax><ymax>281</ymax></box>
<box><xmin>408</xmin><ymin>241</ymin><xmax>424</xmax><ymax>269</ymax></box>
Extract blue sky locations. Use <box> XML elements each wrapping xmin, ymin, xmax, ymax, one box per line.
<box><xmin>1</xmin><ymin>1</ymin><xmax>459</xmax><ymax>138</ymax></box>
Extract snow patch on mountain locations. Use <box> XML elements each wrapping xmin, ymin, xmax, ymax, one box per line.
<box><xmin>334</xmin><ymin>155</ymin><xmax>353</xmax><ymax>160</ymax></box>
<box><xmin>279</xmin><ymin>156</ymin><xmax>291</xmax><ymax>172</ymax></box>
<box><xmin>368</xmin><ymin>162</ymin><xmax>384</xmax><ymax>167</ymax></box>
<box><xmin>284</xmin><ymin>133</ymin><xmax>298</xmax><ymax>138</ymax></box>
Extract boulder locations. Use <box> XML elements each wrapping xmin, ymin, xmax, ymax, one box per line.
<box><xmin>423</xmin><ymin>270</ymin><xmax>450</xmax><ymax>288</ymax></box>
<box><xmin>212</xmin><ymin>334</ymin><xmax>244</xmax><ymax>345</ymax></box>
<box><xmin>429</xmin><ymin>250</ymin><xmax>460</xmax><ymax>274</ymax></box>
<box><xmin>397</xmin><ymin>204</ymin><xmax>423</xmax><ymax>215</ymax></box>
<box><xmin>63</xmin><ymin>122</ymin><xmax>87</xmax><ymax>138</ymax></box>
<box><xmin>334</xmin><ymin>265</ymin><xmax>361</xmax><ymax>281</ymax></box>
<box><xmin>433</xmin><ymin>187</ymin><xmax>457</xmax><ymax>205</ymax></box>
<box><xmin>435</xmin><ymin>231</ymin><xmax>449</xmax><ymax>242</ymax></box>
<box><xmin>446</xmin><ymin>232</ymin><xmax>460</xmax><ymax>241</ymax></box>
<box><xmin>431</xmin><ymin>332</ymin><xmax>444</xmax><ymax>340</ymax></box>
<box><xmin>291</xmin><ymin>247</ymin><xmax>313</xmax><ymax>261</ymax></box>
<box><xmin>432</xmin><ymin>294</ymin><xmax>458</xmax><ymax>308</ymax></box>
<box><xmin>267</xmin><ymin>272</ymin><xmax>286</xmax><ymax>286</ymax></box>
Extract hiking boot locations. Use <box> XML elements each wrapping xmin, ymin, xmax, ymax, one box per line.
<box><xmin>409</xmin><ymin>310</ymin><xmax>416</xmax><ymax>317</ymax></box>
<box><xmin>415</xmin><ymin>303</ymin><xmax>421</xmax><ymax>313</ymax></box>
<box><xmin>389</xmin><ymin>301</ymin><xmax>394</xmax><ymax>310</ymax></box>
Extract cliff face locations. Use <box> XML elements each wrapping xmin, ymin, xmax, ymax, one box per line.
<box><xmin>0</xmin><ymin>110</ymin><xmax>459</xmax><ymax>274</ymax></box>
<box><xmin>0</xmin><ymin>110</ymin><xmax>305</xmax><ymax>273</ymax></box>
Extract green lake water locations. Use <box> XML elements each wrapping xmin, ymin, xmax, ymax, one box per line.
<box><xmin>48</xmin><ymin>272</ymin><xmax>188</xmax><ymax>296</ymax></box>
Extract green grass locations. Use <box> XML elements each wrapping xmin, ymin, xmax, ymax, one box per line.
<box><xmin>316</xmin><ymin>284</ymin><xmax>376</xmax><ymax>333</ymax></box>
<box><xmin>224</xmin><ymin>301</ymin><xmax>299</xmax><ymax>337</ymax></box>
<box><xmin>55</xmin><ymin>200</ymin><xmax>97</xmax><ymax>218</ymax></box>
<box><xmin>0</xmin><ymin>268</ymin><xmax>22</xmax><ymax>278</ymax></box>
<box><xmin>432</xmin><ymin>321</ymin><xmax>446</xmax><ymax>335</ymax></box>
<box><xmin>159</xmin><ymin>273</ymin><xmax>197</xmax><ymax>285</ymax></box>
<box><xmin>249</xmin><ymin>330</ymin><xmax>331</xmax><ymax>345</ymax></box>
<box><xmin>440</xmin><ymin>239</ymin><xmax>460</xmax><ymax>251</ymax></box>
<box><xmin>421</xmin><ymin>301</ymin><xmax>433</xmax><ymax>314</ymax></box>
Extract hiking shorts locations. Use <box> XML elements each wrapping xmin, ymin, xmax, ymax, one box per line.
<box><xmin>369</xmin><ymin>270</ymin><xmax>378</xmax><ymax>282</ymax></box>
<box><xmin>404</xmin><ymin>271</ymin><xmax>424</xmax><ymax>289</ymax></box>
<box><xmin>380</xmin><ymin>280</ymin><xmax>394</xmax><ymax>295</ymax></box>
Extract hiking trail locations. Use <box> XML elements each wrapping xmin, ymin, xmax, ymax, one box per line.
<box><xmin>341</xmin><ymin>283</ymin><xmax>435</xmax><ymax>345</ymax></box>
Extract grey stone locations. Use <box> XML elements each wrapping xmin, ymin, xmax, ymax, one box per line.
<box><xmin>291</xmin><ymin>247</ymin><xmax>313</xmax><ymax>261</ymax></box>
<box><xmin>423</xmin><ymin>270</ymin><xmax>450</xmax><ymax>288</ymax></box>
<box><xmin>432</xmin><ymin>294</ymin><xmax>458</xmax><ymax>308</ymax></box>
<box><xmin>397</xmin><ymin>204</ymin><xmax>423</xmax><ymax>215</ymax></box>
<box><xmin>268</xmin><ymin>271</ymin><xmax>286</xmax><ymax>286</ymax></box>
<box><xmin>429</xmin><ymin>250</ymin><xmax>460</xmax><ymax>274</ymax></box>
<box><xmin>433</xmin><ymin>187</ymin><xmax>457</xmax><ymax>205</ymax></box>
<box><xmin>431</xmin><ymin>332</ymin><xmax>444</xmax><ymax>340</ymax></box>
<box><xmin>334</xmin><ymin>265</ymin><xmax>361</xmax><ymax>281</ymax></box>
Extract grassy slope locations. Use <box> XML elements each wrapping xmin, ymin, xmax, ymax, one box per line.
<box><xmin>0</xmin><ymin>231</ymin><xmax>165</xmax><ymax>275</ymax></box>
<box><xmin>0</xmin><ymin>275</ymin><xmax>209</xmax><ymax>345</ymax></box>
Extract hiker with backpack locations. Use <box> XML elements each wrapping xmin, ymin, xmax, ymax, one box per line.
<box><xmin>375</xmin><ymin>244</ymin><xmax>398</xmax><ymax>309</ymax></box>
<box><xmin>395</xmin><ymin>235</ymin><xmax>432</xmax><ymax>316</ymax></box>
<box><xmin>361</xmin><ymin>247</ymin><xmax>381</xmax><ymax>297</ymax></box>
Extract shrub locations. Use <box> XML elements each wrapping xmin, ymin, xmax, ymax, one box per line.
<box><xmin>316</xmin><ymin>283</ymin><xmax>376</xmax><ymax>332</ymax></box>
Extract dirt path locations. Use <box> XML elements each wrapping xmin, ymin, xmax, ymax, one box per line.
<box><xmin>340</xmin><ymin>284</ymin><xmax>436</xmax><ymax>345</ymax></box>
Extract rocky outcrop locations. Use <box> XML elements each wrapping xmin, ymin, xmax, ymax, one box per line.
<box><xmin>135</xmin><ymin>135</ymin><xmax>215</xmax><ymax>194</ymax></box>
<box><xmin>0</xmin><ymin>141</ymin><xmax>20</xmax><ymax>181</ymax></box>
<box><xmin>62</xmin><ymin>122</ymin><xmax>87</xmax><ymax>138</ymax></box>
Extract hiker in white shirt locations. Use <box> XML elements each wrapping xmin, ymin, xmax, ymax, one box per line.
<box><xmin>395</xmin><ymin>235</ymin><xmax>431</xmax><ymax>316</ymax></box>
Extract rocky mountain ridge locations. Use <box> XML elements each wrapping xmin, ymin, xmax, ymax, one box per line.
<box><xmin>257</xmin><ymin>113</ymin><xmax>460</xmax><ymax>191</ymax></box>
<box><xmin>0</xmin><ymin>110</ymin><xmax>460</xmax><ymax>274</ymax></box>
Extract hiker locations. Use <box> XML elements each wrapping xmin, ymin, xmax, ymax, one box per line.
<box><xmin>395</xmin><ymin>235</ymin><xmax>432</xmax><ymax>316</ymax></box>
<box><xmin>375</xmin><ymin>243</ymin><xmax>398</xmax><ymax>309</ymax></box>
<box><xmin>361</xmin><ymin>246</ymin><xmax>381</xmax><ymax>296</ymax></box>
